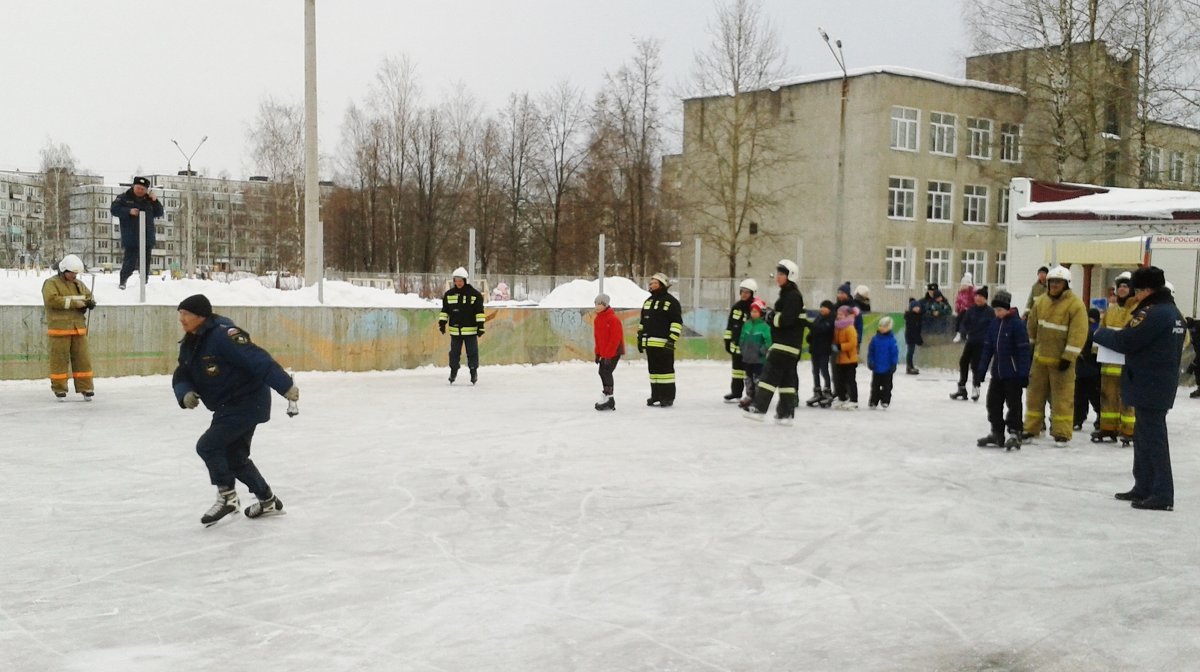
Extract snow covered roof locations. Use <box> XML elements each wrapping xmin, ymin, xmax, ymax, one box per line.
<box><xmin>1018</xmin><ymin>184</ymin><xmax>1200</xmax><ymax>221</ymax></box>
<box><xmin>767</xmin><ymin>66</ymin><xmax>1024</xmax><ymax>95</ymax></box>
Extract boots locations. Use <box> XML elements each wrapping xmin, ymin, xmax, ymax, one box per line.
<box><xmin>201</xmin><ymin>488</ymin><xmax>240</xmax><ymax>526</ymax></box>
<box><xmin>949</xmin><ymin>384</ymin><xmax>968</xmax><ymax>400</ymax></box>
<box><xmin>595</xmin><ymin>395</ymin><xmax>615</xmax><ymax>411</ymax></box>
<box><xmin>977</xmin><ymin>432</ymin><xmax>1003</xmax><ymax>448</ymax></box>
<box><xmin>805</xmin><ymin>387</ymin><xmax>823</xmax><ymax>407</ymax></box>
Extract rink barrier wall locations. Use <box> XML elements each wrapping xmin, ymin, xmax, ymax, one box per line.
<box><xmin>0</xmin><ymin>307</ymin><xmax>1059</xmax><ymax>381</ymax></box>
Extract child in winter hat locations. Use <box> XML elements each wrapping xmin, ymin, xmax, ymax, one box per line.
<box><xmin>737</xmin><ymin>298</ymin><xmax>773</xmax><ymax>408</ymax></box>
<box><xmin>832</xmin><ymin>304</ymin><xmax>860</xmax><ymax>408</ymax></box>
<box><xmin>867</xmin><ymin>315</ymin><xmax>899</xmax><ymax>409</ymax></box>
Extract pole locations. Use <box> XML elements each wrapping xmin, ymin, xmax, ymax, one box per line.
<box><xmin>598</xmin><ymin>233</ymin><xmax>606</xmax><ymax>295</ymax></box>
<box><xmin>693</xmin><ymin>236</ymin><xmax>701</xmax><ymax>313</ymax></box>
<box><xmin>303</xmin><ymin>0</ymin><xmax>323</xmax><ymax>303</ymax></box>
<box><xmin>138</xmin><ymin>211</ymin><xmax>147</xmax><ymax>304</ymax></box>
<box><xmin>833</xmin><ymin>75</ymin><xmax>848</xmax><ymax>289</ymax></box>
<box><xmin>468</xmin><ymin>227</ymin><xmax>477</xmax><ymax>280</ymax></box>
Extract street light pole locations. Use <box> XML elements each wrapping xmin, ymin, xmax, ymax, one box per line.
<box><xmin>819</xmin><ymin>28</ymin><xmax>848</xmax><ymax>289</ymax></box>
<box><xmin>303</xmin><ymin>0</ymin><xmax>324</xmax><ymax>301</ymax></box>
<box><xmin>171</xmin><ymin>135</ymin><xmax>208</xmax><ymax>277</ymax></box>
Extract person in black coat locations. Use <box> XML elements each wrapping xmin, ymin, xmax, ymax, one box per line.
<box><xmin>904</xmin><ymin>298</ymin><xmax>924</xmax><ymax>374</ymax></box>
<box><xmin>638</xmin><ymin>272</ymin><xmax>683</xmax><ymax>406</ymax></box>
<box><xmin>109</xmin><ymin>176</ymin><xmax>164</xmax><ymax>289</ymax></box>
<box><xmin>950</xmin><ymin>287</ymin><xmax>994</xmax><ymax>401</ymax></box>
<box><xmin>975</xmin><ymin>290</ymin><xmax>1032</xmax><ymax>449</ymax></box>
<box><xmin>1093</xmin><ymin>266</ymin><xmax>1186</xmax><ymax>511</ymax></box>
<box><xmin>723</xmin><ymin>279</ymin><xmax>757</xmax><ymax>402</ymax></box>
<box><xmin>439</xmin><ymin>266</ymin><xmax>487</xmax><ymax>384</ymax></box>
<box><xmin>745</xmin><ymin>260</ymin><xmax>806</xmax><ymax>422</ymax></box>
<box><xmin>1073</xmin><ymin>307</ymin><xmax>1102</xmax><ymax>430</ymax></box>
<box><xmin>805</xmin><ymin>300</ymin><xmax>835</xmax><ymax>407</ymax></box>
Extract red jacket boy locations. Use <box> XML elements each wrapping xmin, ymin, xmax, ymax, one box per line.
<box><xmin>593</xmin><ymin>294</ymin><xmax>625</xmax><ymax>410</ymax></box>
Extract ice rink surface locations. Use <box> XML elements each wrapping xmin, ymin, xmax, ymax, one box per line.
<box><xmin>3</xmin><ymin>360</ymin><xmax>1200</xmax><ymax>671</ymax></box>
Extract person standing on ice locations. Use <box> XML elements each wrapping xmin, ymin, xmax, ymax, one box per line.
<box><xmin>866</xmin><ymin>315</ymin><xmax>898</xmax><ymax>409</ymax></box>
<box><xmin>1023</xmin><ymin>265</ymin><xmax>1088</xmax><ymax>446</ymax></box>
<box><xmin>438</xmin><ymin>267</ymin><xmax>486</xmax><ymax>384</ymax></box>
<box><xmin>736</xmin><ymin>297</ymin><xmax>772</xmax><ymax>408</ymax></box>
<box><xmin>1024</xmin><ymin>265</ymin><xmax>1049</xmax><ymax>317</ymax></box>
<box><xmin>41</xmin><ymin>254</ymin><xmax>96</xmax><ymax>400</ymax></box>
<box><xmin>805</xmin><ymin>300</ymin><xmax>835</xmax><ymax>408</ymax></box>
<box><xmin>109</xmin><ymin>176</ymin><xmax>163</xmax><ymax>289</ymax></box>
<box><xmin>974</xmin><ymin>290</ymin><xmax>1031</xmax><ymax>450</ymax></box>
<box><xmin>1092</xmin><ymin>266</ymin><xmax>1185</xmax><ymax>511</ymax></box>
<box><xmin>949</xmin><ymin>287</ymin><xmax>994</xmax><ymax>402</ymax></box>
<box><xmin>1094</xmin><ymin>272</ymin><xmax>1136</xmax><ymax>443</ymax></box>
<box><xmin>722</xmin><ymin>278</ymin><xmax>758</xmax><ymax>402</ymax></box>
<box><xmin>172</xmin><ymin>294</ymin><xmax>297</xmax><ymax>526</ymax></box>
<box><xmin>638</xmin><ymin>272</ymin><xmax>682</xmax><ymax>407</ymax></box>
<box><xmin>592</xmin><ymin>293</ymin><xmax>624</xmax><ymax>411</ymax></box>
<box><xmin>744</xmin><ymin>260</ymin><xmax>806</xmax><ymax>423</ymax></box>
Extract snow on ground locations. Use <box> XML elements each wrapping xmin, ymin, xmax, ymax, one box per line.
<box><xmin>3</xmin><ymin>362</ymin><xmax>1200</xmax><ymax>671</ymax></box>
<box><xmin>539</xmin><ymin>276</ymin><xmax>650</xmax><ymax>308</ymax></box>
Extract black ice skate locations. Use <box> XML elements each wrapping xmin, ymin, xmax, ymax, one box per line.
<box><xmin>245</xmin><ymin>494</ymin><xmax>284</xmax><ymax>519</ymax></box>
<box><xmin>723</xmin><ymin>392</ymin><xmax>741</xmax><ymax>403</ymax></box>
<box><xmin>805</xmin><ymin>387</ymin><xmax>823</xmax><ymax>407</ymax></box>
<box><xmin>1004</xmin><ymin>431</ymin><xmax>1023</xmax><ymax>451</ymax></box>
<box><xmin>1120</xmin><ymin>436</ymin><xmax>1134</xmax><ymax>447</ymax></box>
<box><xmin>201</xmin><ymin>488</ymin><xmax>240</xmax><ymax>527</ymax></box>
<box><xmin>595</xmin><ymin>396</ymin><xmax>615</xmax><ymax>411</ymax></box>
<box><xmin>448</xmin><ymin>369</ymin><xmax>458</xmax><ymax>384</ymax></box>
<box><xmin>970</xmin><ymin>385</ymin><xmax>980</xmax><ymax>402</ymax></box>
<box><xmin>977</xmin><ymin>432</ymin><xmax>1003</xmax><ymax>448</ymax></box>
<box><xmin>742</xmin><ymin>406</ymin><xmax>767</xmax><ymax>422</ymax></box>
<box><xmin>1090</xmin><ymin>430</ymin><xmax>1118</xmax><ymax>443</ymax></box>
<box><xmin>818</xmin><ymin>388</ymin><xmax>835</xmax><ymax>408</ymax></box>
<box><xmin>906</xmin><ymin>366</ymin><xmax>920</xmax><ymax>375</ymax></box>
<box><xmin>949</xmin><ymin>384</ymin><xmax>968</xmax><ymax>400</ymax></box>
<box><xmin>470</xmin><ymin>368</ymin><xmax>478</xmax><ymax>385</ymax></box>
<box><xmin>82</xmin><ymin>391</ymin><xmax>94</xmax><ymax>401</ymax></box>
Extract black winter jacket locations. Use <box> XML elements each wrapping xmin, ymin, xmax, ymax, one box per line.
<box><xmin>768</xmin><ymin>282</ymin><xmax>807</xmax><ymax>353</ymax></box>
<box><xmin>724</xmin><ymin>298</ymin><xmax>752</xmax><ymax>354</ymax></box>
<box><xmin>110</xmin><ymin>188</ymin><xmax>164</xmax><ymax>248</ymax></box>
<box><xmin>439</xmin><ymin>283</ymin><xmax>486</xmax><ymax>336</ymax></box>
<box><xmin>806</xmin><ymin>312</ymin><xmax>834</xmax><ymax>357</ymax></box>
<box><xmin>1093</xmin><ymin>290</ymin><xmax>1185</xmax><ymax>410</ymax></box>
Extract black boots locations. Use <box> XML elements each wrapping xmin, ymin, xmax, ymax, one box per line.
<box><xmin>950</xmin><ymin>384</ymin><xmax>968</xmax><ymax>400</ymax></box>
<box><xmin>805</xmin><ymin>387</ymin><xmax>823</xmax><ymax>407</ymax></box>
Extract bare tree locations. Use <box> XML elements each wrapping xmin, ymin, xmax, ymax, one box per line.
<box><xmin>683</xmin><ymin>0</ymin><xmax>789</xmax><ymax>278</ymax></box>
<box><xmin>38</xmin><ymin>139</ymin><xmax>77</xmax><ymax>265</ymax></box>
<box><xmin>246</xmin><ymin>97</ymin><xmax>305</xmax><ymax>272</ymax></box>
<box><xmin>499</xmin><ymin>93</ymin><xmax>538</xmax><ymax>273</ymax></box>
<box><xmin>407</xmin><ymin>106</ymin><xmax>451</xmax><ymax>272</ymax></box>
<box><xmin>369</xmin><ymin>56</ymin><xmax>420</xmax><ymax>271</ymax></box>
<box><xmin>530</xmin><ymin>81</ymin><xmax>588</xmax><ymax>275</ymax></box>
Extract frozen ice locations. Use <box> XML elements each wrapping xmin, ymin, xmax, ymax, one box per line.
<box><xmin>3</xmin><ymin>361</ymin><xmax>1199</xmax><ymax>671</ymax></box>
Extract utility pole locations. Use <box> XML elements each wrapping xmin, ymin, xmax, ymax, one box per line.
<box><xmin>171</xmin><ymin>135</ymin><xmax>207</xmax><ymax>277</ymax></box>
<box><xmin>820</xmin><ymin>28</ymin><xmax>848</xmax><ymax>288</ymax></box>
<box><xmin>303</xmin><ymin>0</ymin><xmax>324</xmax><ymax>302</ymax></box>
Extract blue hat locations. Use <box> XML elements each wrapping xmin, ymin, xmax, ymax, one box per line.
<box><xmin>837</xmin><ymin>282</ymin><xmax>852</xmax><ymax>296</ymax></box>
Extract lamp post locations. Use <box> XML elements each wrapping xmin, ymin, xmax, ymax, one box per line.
<box><xmin>171</xmin><ymin>135</ymin><xmax>207</xmax><ymax>277</ymax></box>
<box><xmin>819</xmin><ymin>28</ymin><xmax>848</xmax><ymax>289</ymax></box>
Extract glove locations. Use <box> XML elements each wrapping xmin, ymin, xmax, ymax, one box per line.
<box><xmin>70</xmin><ymin>299</ymin><xmax>86</xmax><ymax>310</ymax></box>
<box><xmin>724</xmin><ymin>339</ymin><xmax>732</xmax><ymax>354</ymax></box>
<box><xmin>953</xmin><ymin>333</ymin><xmax>962</xmax><ymax>343</ymax></box>
<box><xmin>85</xmin><ymin>298</ymin><xmax>97</xmax><ymax>310</ymax></box>
<box><xmin>595</xmin><ymin>354</ymin><xmax>602</xmax><ymax>364</ymax></box>
<box><xmin>1019</xmin><ymin>376</ymin><xmax>1029</xmax><ymax>388</ymax></box>
<box><xmin>182</xmin><ymin>391</ymin><xmax>200</xmax><ymax>409</ymax></box>
<box><xmin>284</xmin><ymin>385</ymin><xmax>300</xmax><ymax>402</ymax></box>
<box><xmin>637</xmin><ymin>337</ymin><xmax>645</xmax><ymax>353</ymax></box>
<box><xmin>438</xmin><ymin>322</ymin><xmax>446</xmax><ymax>334</ymax></box>
<box><xmin>1057</xmin><ymin>359</ymin><xmax>1072</xmax><ymax>372</ymax></box>
<box><xmin>477</xmin><ymin>329</ymin><xmax>484</xmax><ymax>338</ymax></box>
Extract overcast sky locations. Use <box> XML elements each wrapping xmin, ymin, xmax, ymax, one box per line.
<box><xmin>1</xmin><ymin>0</ymin><xmax>968</xmax><ymax>185</ymax></box>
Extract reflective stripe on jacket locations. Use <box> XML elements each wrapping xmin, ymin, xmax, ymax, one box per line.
<box><xmin>1026</xmin><ymin>289</ymin><xmax>1087</xmax><ymax>364</ymax></box>
<box><xmin>42</xmin><ymin>274</ymin><xmax>92</xmax><ymax>334</ymax></box>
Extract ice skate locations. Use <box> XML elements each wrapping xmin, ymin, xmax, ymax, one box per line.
<box><xmin>1120</xmin><ymin>436</ymin><xmax>1133</xmax><ymax>447</ymax></box>
<box><xmin>82</xmin><ymin>391</ymin><xmax>94</xmax><ymax>401</ymax></box>
<box><xmin>470</xmin><ymin>368</ymin><xmax>478</xmax><ymax>385</ymax></box>
<box><xmin>1052</xmin><ymin>435</ymin><xmax>1070</xmax><ymax>448</ymax></box>
<box><xmin>774</xmin><ymin>415</ymin><xmax>794</xmax><ymax>426</ymax></box>
<box><xmin>201</xmin><ymin>488</ymin><xmax>240</xmax><ymax>527</ymax></box>
<box><xmin>881</xmin><ymin>402</ymin><xmax>889</xmax><ymax>409</ymax></box>
<box><xmin>448</xmin><ymin>369</ymin><xmax>458</xmax><ymax>384</ymax></box>
<box><xmin>949</xmin><ymin>384</ymin><xmax>968</xmax><ymax>400</ymax></box>
<box><xmin>1191</xmin><ymin>388</ymin><xmax>1200</xmax><ymax>399</ymax></box>
<box><xmin>742</xmin><ymin>406</ymin><xmax>767</xmax><ymax>422</ymax></box>
<box><xmin>245</xmin><ymin>494</ymin><xmax>284</xmax><ymax>519</ymax></box>
<box><xmin>594</xmin><ymin>395</ymin><xmax>615</xmax><ymax>411</ymax></box>
<box><xmin>805</xmin><ymin>387</ymin><xmax>823</xmax><ymax>407</ymax></box>
<box><xmin>723</xmin><ymin>392</ymin><xmax>741</xmax><ymax>403</ymax></box>
<box><xmin>1004</xmin><ymin>431</ymin><xmax>1023</xmax><ymax>451</ymax></box>
<box><xmin>54</xmin><ymin>392</ymin><xmax>66</xmax><ymax>401</ymax></box>
<box><xmin>658</xmin><ymin>400</ymin><xmax>673</xmax><ymax>408</ymax></box>
<box><xmin>817</xmin><ymin>388</ymin><xmax>835</xmax><ymax>408</ymax></box>
<box><xmin>842</xmin><ymin>401</ymin><xmax>858</xmax><ymax>410</ymax></box>
<box><xmin>1019</xmin><ymin>431</ymin><xmax>1038</xmax><ymax>444</ymax></box>
<box><xmin>905</xmin><ymin>366</ymin><xmax>919</xmax><ymax>375</ymax></box>
<box><xmin>977</xmin><ymin>432</ymin><xmax>1003</xmax><ymax>448</ymax></box>
<box><xmin>646</xmin><ymin>397</ymin><xmax>659</xmax><ymax>407</ymax></box>
<box><xmin>970</xmin><ymin>385</ymin><xmax>980</xmax><ymax>402</ymax></box>
<box><xmin>1090</xmin><ymin>430</ymin><xmax>1118</xmax><ymax>443</ymax></box>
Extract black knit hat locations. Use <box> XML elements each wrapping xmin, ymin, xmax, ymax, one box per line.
<box><xmin>1130</xmin><ymin>266</ymin><xmax>1166</xmax><ymax>291</ymax></box>
<box><xmin>975</xmin><ymin>285</ymin><xmax>989</xmax><ymax>298</ymax></box>
<box><xmin>820</xmin><ymin>300</ymin><xmax>835</xmax><ymax>310</ymax></box>
<box><xmin>177</xmin><ymin>294</ymin><xmax>213</xmax><ymax>318</ymax></box>
<box><xmin>991</xmin><ymin>290</ymin><xmax>1012</xmax><ymax>309</ymax></box>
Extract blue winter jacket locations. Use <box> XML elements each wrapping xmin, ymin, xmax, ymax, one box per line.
<box><xmin>866</xmin><ymin>330</ymin><xmax>899</xmax><ymax>374</ymax></box>
<box><xmin>976</xmin><ymin>313</ymin><xmax>1032</xmax><ymax>381</ymax></box>
<box><xmin>110</xmin><ymin>188</ymin><xmax>164</xmax><ymax>249</ymax></box>
<box><xmin>957</xmin><ymin>303</ymin><xmax>995</xmax><ymax>344</ymax></box>
<box><xmin>1093</xmin><ymin>290</ymin><xmax>1185</xmax><ymax>410</ymax></box>
<box><xmin>172</xmin><ymin>315</ymin><xmax>294</xmax><ymax>424</ymax></box>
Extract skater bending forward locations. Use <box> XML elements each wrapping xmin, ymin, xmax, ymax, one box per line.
<box><xmin>172</xmin><ymin>294</ymin><xmax>298</xmax><ymax>526</ymax></box>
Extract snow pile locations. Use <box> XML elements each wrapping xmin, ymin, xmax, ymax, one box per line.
<box><xmin>538</xmin><ymin>277</ymin><xmax>649</xmax><ymax>308</ymax></box>
<box><xmin>0</xmin><ymin>270</ymin><xmax>437</xmax><ymax>308</ymax></box>
<box><xmin>1018</xmin><ymin>185</ymin><xmax>1200</xmax><ymax>220</ymax></box>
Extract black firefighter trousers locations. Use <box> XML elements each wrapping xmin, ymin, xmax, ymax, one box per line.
<box><xmin>752</xmin><ymin>347</ymin><xmax>800</xmax><ymax>418</ymax></box>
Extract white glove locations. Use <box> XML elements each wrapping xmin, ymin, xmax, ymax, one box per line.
<box><xmin>182</xmin><ymin>391</ymin><xmax>200</xmax><ymax>409</ymax></box>
<box><xmin>284</xmin><ymin>385</ymin><xmax>300</xmax><ymax>402</ymax></box>
<box><xmin>953</xmin><ymin>333</ymin><xmax>962</xmax><ymax>343</ymax></box>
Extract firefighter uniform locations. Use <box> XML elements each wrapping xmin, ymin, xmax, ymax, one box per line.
<box><xmin>724</xmin><ymin>296</ymin><xmax>753</xmax><ymax>398</ymax></box>
<box><xmin>1099</xmin><ymin>295</ymin><xmax>1138</xmax><ymax>439</ymax></box>
<box><xmin>751</xmin><ymin>280</ymin><xmax>807</xmax><ymax>419</ymax></box>
<box><xmin>439</xmin><ymin>280</ymin><xmax>486</xmax><ymax>376</ymax></box>
<box><xmin>638</xmin><ymin>285</ymin><xmax>683</xmax><ymax>404</ymax></box>
<box><xmin>41</xmin><ymin>273</ymin><xmax>95</xmax><ymax>397</ymax></box>
<box><xmin>1024</xmin><ymin>286</ymin><xmax>1088</xmax><ymax>440</ymax></box>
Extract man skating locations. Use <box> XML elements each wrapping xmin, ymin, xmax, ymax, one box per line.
<box><xmin>438</xmin><ymin>267</ymin><xmax>486</xmax><ymax>384</ymax></box>
<box><xmin>1023</xmin><ymin>266</ymin><xmax>1088</xmax><ymax>446</ymax></box>
<box><xmin>41</xmin><ymin>254</ymin><xmax>96</xmax><ymax>400</ymax></box>
<box><xmin>638</xmin><ymin>273</ymin><xmax>682</xmax><ymax>407</ymax></box>
<box><xmin>744</xmin><ymin>260</ymin><xmax>807</xmax><ymax>423</ymax></box>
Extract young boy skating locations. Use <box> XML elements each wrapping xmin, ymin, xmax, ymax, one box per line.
<box><xmin>593</xmin><ymin>293</ymin><xmax>625</xmax><ymax>411</ymax></box>
<box><xmin>975</xmin><ymin>290</ymin><xmax>1032</xmax><ymax>450</ymax></box>
<box><xmin>867</xmin><ymin>316</ymin><xmax>899</xmax><ymax>409</ymax></box>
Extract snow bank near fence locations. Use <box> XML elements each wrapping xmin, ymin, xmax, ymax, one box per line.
<box><xmin>538</xmin><ymin>277</ymin><xmax>649</xmax><ymax>308</ymax></box>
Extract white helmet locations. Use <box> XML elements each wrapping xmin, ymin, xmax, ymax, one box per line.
<box><xmin>776</xmin><ymin>259</ymin><xmax>799</xmax><ymax>281</ymax></box>
<box><xmin>452</xmin><ymin>267</ymin><xmax>469</xmax><ymax>280</ymax></box>
<box><xmin>59</xmin><ymin>254</ymin><xmax>85</xmax><ymax>274</ymax></box>
<box><xmin>650</xmin><ymin>272</ymin><xmax>671</xmax><ymax>288</ymax></box>
<box><xmin>854</xmin><ymin>284</ymin><xmax>870</xmax><ymax>300</ymax></box>
<box><xmin>739</xmin><ymin>278</ymin><xmax>758</xmax><ymax>293</ymax></box>
<box><xmin>1046</xmin><ymin>265</ymin><xmax>1072</xmax><ymax>283</ymax></box>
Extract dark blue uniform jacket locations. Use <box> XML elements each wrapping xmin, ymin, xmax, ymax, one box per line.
<box><xmin>110</xmin><ymin>188</ymin><xmax>164</xmax><ymax>248</ymax></box>
<box><xmin>976</xmin><ymin>314</ymin><xmax>1032</xmax><ymax>381</ymax></box>
<box><xmin>172</xmin><ymin>315</ymin><xmax>293</xmax><ymax>424</ymax></box>
<box><xmin>957</xmin><ymin>304</ymin><xmax>995</xmax><ymax>344</ymax></box>
<box><xmin>1093</xmin><ymin>290</ymin><xmax>1185</xmax><ymax>410</ymax></box>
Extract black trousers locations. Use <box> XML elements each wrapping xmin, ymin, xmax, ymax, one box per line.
<box><xmin>1131</xmin><ymin>407</ymin><xmax>1173</xmax><ymax>504</ymax></box>
<box><xmin>810</xmin><ymin>352</ymin><xmax>831</xmax><ymax>389</ymax></box>
<box><xmin>743</xmin><ymin>362</ymin><xmax>763</xmax><ymax>396</ymax></box>
<box><xmin>958</xmin><ymin>341</ymin><xmax>984</xmax><ymax>386</ymax></box>
<box><xmin>196</xmin><ymin>417</ymin><xmax>270</xmax><ymax>498</ymax></box>
<box><xmin>906</xmin><ymin>342</ymin><xmax>918</xmax><ymax>369</ymax></box>
<box><xmin>119</xmin><ymin>245</ymin><xmax>145</xmax><ymax>285</ymax></box>
<box><xmin>1073</xmin><ymin>376</ymin><xmax>1101</xmax><ymax>427</ymax></box>
<box><xmin>986</xmin><ymin>377</ymin><xmax>1024</xmax><ymax>436</ymax></box>
<box><xmin>833</xmin><ymin>363</ymin><xmax>858</xmax><ymax>402</ymax></box>
<box><xmin>449</xmin><ymin>335</ymin><xmax>479</xmax><ymax>371</ymax></box>
<box><xmin>752</xmin><ymin>349</ymin><xmax>799</xmax><ymax>417</ymax></box>
<box><xmin>597</xmin><ymin>355</ymin><xmax>620</xmax><ymax>395</ymax></box>
<box><xmin>869</xmin><ymin>371</ymin><xmax>893</xmax><ymax>406</ymax></box>
<box><xmin>645</xmin><ymin>347</ymin><xmax>676</xmax><ymax>402</ymax></box>
<box><xmin>729</xmin><ymin>352</ymin><xmax>746</xmax><ymax>397</ymax></box>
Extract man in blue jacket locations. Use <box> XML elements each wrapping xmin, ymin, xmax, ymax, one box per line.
<box><xmin>172</xmin><ymin>294</ymin><xmax>299</xmax><ymax>525</ymax></box>
<box><xmin>975</xmin><ymin>290</ymin><xmax>1032</xmax><ymax>450</ymax></box>
<box><xmin>1092</xmin><ymin>267</ymin><xmax>1185</xmax><ymax>511</ymax></box>
<box><xmin>110</xmin><ymin>176</ymin><xmax>163</xmax><ymax>289</ymax></box>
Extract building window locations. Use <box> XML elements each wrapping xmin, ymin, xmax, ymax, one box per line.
<box><xmin>929</xmin><ymin>112</ymin><xmax>956</xmax><ymax>155</ymax></box>
<box><xmin>927</xmin><ymin>181</ymin><xmax>953</xmax><ymax>222</ymax></box>
<box><xmin>888</xmin><ymin>177</ymin><xmax>916</xmax><ymax>219</ymax></box>
<box><xmin>967</xmin><ymin>118</ymin><xmax>993</xmax><ymax>159</ymax></box>
<box><xmin>885</xmin><ymin>246</ymin><xmax>909</xmax><ymax>288</ymax></box>
<box><xmin>1170</xmin><ymin>151</ymin><xmax>1186</xmax><ymax>183</ymax></box>
<box><xmin>1143</xmin><ymin>147</ymin><xmax>1163</xmax><ymax>181</ymax></box>
<box><xmin>924</xmin><ymin>248</ymin><xmax>951</xmax><ymax>287</ymax></box>
<box><xmin>998</xmin><ymin>188</ymin><xmax>1011</xmax><ymax>226</ymax></box>
<box><xmin>961</xmin><ymin>250</ymin><xmax>987</xmax><ymax>285</ymax></box>
<box><xmin>963</xmin><ymin>185</ymin><xmax>989</xmax><ymax>225</ymax></box>
<box><xmin>1000</xmin><ymin>123</ymin><xmax>1022</xmax><ymax>162</ymax></box>
<box><xmin>995</xmin><ymin>251</ymin><xmax>1008</xmax><ymax>287</ymax></box>
<box><xmin>890</xmin><ymin>107</ymin><xmax>919</xmax><ymax>152</ymax></box>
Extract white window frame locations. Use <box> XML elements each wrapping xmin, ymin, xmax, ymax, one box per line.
<box><xmin>1169</xmin><ymin>151</ymin><xmax>1186</xmax><ymax>183</ymax></box>
<box><xmin>967</xmin><ymin>118</ymin><xmax>993</xmax><ymax>160</ymax></box>
<box><xmin>1144</xmin><ymin>147</ymin><xmax>1163</xmax><ymax>181</ymax></box>
<box><xmin>963</xmin><ymin>185</ymin><xmax>989</xmax><ymax>225</ymax></box>
<box><xmin>926</xmin><ymin>181</ymin><xmax>954</xmax><ymax>223</ymax></box>
<box><xmin>888</xmin><ymin>177</ymin><xmax>916</xmax><ymax>220</ymax></box>
<box><xmin>890</xmin><ymin>107</ymin><xmax>919</xmax><ymax>152</ymax></box>
<box><xmin>885</xmin><ymin>246</ymin><xmax>910</xmax><ymax>288</ymax></box>
<box><xmin>924</xmin><ymin>248</ymin><xmax>952</xmax><ymax>288</ymax></box>
<box><xmin>961</xmin><ymin>250</ymin><xmax>987</xmax><ymax>286</ymax></box>
<box><xmin>995</xmin><ymin>251</ymin><xmax>1008</xmax><ymax>287</ymax></box>
<box><xmin>1000</xmin><ymin>123</ymin><xmax>1023</xmax><ymax>163</ymax></box>
<box><xmin>998</xmin><ymin>188</ymin><xmax>1011</xmax><ymax>227</ymax></box>
<box><xmin>929</xmin><ymin>112</ymin><xmax>956</xmax><ymax>156</ymax></box>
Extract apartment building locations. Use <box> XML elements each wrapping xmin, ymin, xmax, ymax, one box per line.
<box><xmin>1</xmin><ymin>169</ymin><xmax>103</xmax><ymax>266</ymax></box>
